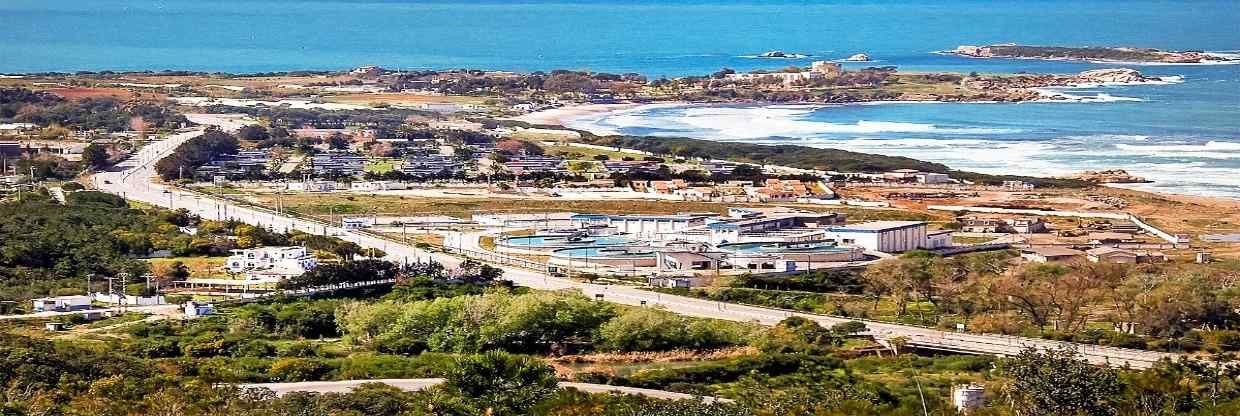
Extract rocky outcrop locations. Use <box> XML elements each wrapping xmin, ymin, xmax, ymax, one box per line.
<box><xmin>1067</xmin><ymin>169</ymin><xmax>1152</xmax><ymax>184</ymax></box>
<box><xmin>1073</xmin><ymin>68</ymin><xmax>1151</xmax><ymax>84</ymax></box>
<box><xmin>845</xmin><ymin>53</ymin><xmax>871</xmax><ymax>62</ymax></box>
<box><xmin>965</xmin><ymin>68</ymin><xmax>1155</xmax><ymax>93</ymax></box>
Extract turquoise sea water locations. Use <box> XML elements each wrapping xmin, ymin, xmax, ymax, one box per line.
<box><xmin>3</xmin><ymin>0</ymin><xmax>1238</xmax><ymax>196</ymax></box>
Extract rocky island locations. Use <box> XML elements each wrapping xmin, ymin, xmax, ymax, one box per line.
<box><xmin>757</xmin><ymin>50</ymin><xmax>810</xmax><ymax>59</ymax></box>
<box><xmin>698</xmin><ymin>62</ymin><xmax>1170</xmax><ymax>104</ymax></box>
<box><xmin>947</xmin><ymin>44</ymin><xmax>1232</xmax><ymax>64</ymax></box>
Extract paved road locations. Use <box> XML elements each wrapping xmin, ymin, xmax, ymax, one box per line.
<box><xmin>90</xmin><ymin>118</ymin><xmax>1178</xmax><ymax>370</ymax></box>
<box><xmin>238</xmin><ymin>378</ymin><xmax>732</xmax><ymax>403</ymax></box>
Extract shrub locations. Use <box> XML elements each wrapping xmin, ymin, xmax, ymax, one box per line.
<box><xmin>278</xmin><ymin>342</ymin><xmax>323</xmax><ymax>358</ymax></box>
<box><xmin>268</xmin><ymin>358</ymin><xmax>332</xmax><ymax>382</ymax></box>
<box><xmin>595</xmin><ymin>308</ymin><xmax>756</xmax><ymax>352</ymax></box>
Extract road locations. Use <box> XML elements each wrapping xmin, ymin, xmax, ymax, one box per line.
<box><xmin>0</xmin><ymin>304</ymin><xmax>180</xmax><ymax>321</ymax></box>
<box><xmin>90</xmin><ymin>116</ymin><xmax>1179</xmax><ymax>370</ymax></box>
<box><xmin>238</xmin><ymin>378</ymin><xmax>732</xmax><ymax>403</ymax></box>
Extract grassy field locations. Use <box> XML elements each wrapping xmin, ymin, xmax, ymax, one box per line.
<box><xmin>147</xmin><ymin>257</ymin><xmax>228</xmax><ymax>279</ymax></box>
<box><xmin>251</xmin><ymin>193</ymin><xmax>933</xmax><ymax>223</ymax></box>
<box><xmin>363</xmin><ymin>159</ymin><xmax>399</xmax><ymax>174</ymax></box>
<box><xmin>540</xmin><ymin>143</ymin><xmax>653</xmax><ymax>161</ymax></box>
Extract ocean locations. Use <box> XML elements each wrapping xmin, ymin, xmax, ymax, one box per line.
<box><xmin>2</xmin><ymin>0</ymin><xmax>1239</xmax><ymax>196</ymax></box>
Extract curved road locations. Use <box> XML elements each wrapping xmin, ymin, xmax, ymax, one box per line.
<box><xmin>91</xmin><ymin>118</ymin><xmax>1177</xmax><ymax>370</ymax></box>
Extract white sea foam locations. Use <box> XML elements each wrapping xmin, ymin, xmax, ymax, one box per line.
<box><xmin>1063</xmin><ymin>134</ymin><xmax>1150</xmax><ymax>142</ymax></box>
<box><xmin>596</xmin><ymin>105</ymin><xmax>1021</xmax><ymax>140</ymax></box>
<box><xmin>1114</xmin><ymin>141</ymin><xmax>1240</xmax><ymax>159</ymax></box>
<box><xmin>1031</xmin><ymin>88</ymin><xmax>1145</xmax><ymax>102</ymax></box>
<box><xmin>565</xmin><ymin>102</ymin><xmax>1240</xmax><ymax>198</ymax></box>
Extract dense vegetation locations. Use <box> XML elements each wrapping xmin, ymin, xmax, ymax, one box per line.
<box><xmin>0</xmin><ymin>87</ymin><xmax>186</xmax><ymax>131</ymax></box>
<box><xmin>7</xmin><ymin>300</ymin><xmax>1240</xmax><ymax>415</ymax></box>
<box><xmin>5</xmin><ymin>234</ymin><xmax>1240</xmax><ymax>415</ymax></box>
<box><xmin>663</xmin><ymin>250</ymin><xmax>1240</xmax><ymax>353</ymax></box>
<box><xmin>0</xmin><ymin>192</ymin><xmax>368</xmax><ymax>305</ymax></box>
<box><xmin>153</xmin><ymin>129</ymin><xmax>240</xmax><ymax>180</ymax></box>
<box><xmin>573</xmin><ymin>133</ymin><xmax>1091</xmax><ymax>187</ymax></box>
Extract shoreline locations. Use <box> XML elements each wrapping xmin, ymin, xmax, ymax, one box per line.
<box><xmin>521</xmin><ymin>102</ymin><xmax>1240</xmax><ymax>205</ymax></box>
<box><xmin>507</xmin><ymin>102</ymin><xmax>648</xmax><ymax>126</ymax></box>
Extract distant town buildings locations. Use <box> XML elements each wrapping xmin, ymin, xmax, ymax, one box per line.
<box><xmin>197</xmin><ymin>150</ymin><xmax>272</xmax><ymax>177</ymax></box>
<box><xmin>725</xmin><ymin>61</ymin><xmax>843</xmax><ymax>86</ymax></box>
<box><xmin>402</xmin><ymin>155</ymin><xmax>462</xmax><ymax>177</ymax></box>
<box><xmin>310</xmin><ymin>151</ymin><xmax>366</xmax><ymax>177</ymax></box>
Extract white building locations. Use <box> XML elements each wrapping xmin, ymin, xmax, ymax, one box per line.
<box><xmin>915</xmin><ymin>172</ymin><xmax>952</xmax><ymax>184</ymax></box>
<box><xmin>820</xmin><ymin>221</ymin><xmax>930</xmax><ymax>253</ymax></box>
<box><xmin>32</xmin><ymin>295</ymin><xmax>92</xmax><ymax>312</ymax></box>
<box><xmin>184</xmin><ymin>301</ymin><xmax>215</xmax><ymax>318</ymax></box>
<box><xmin>350</xmin><ymin>181</ymin><xmax>409</xmax><ymax>191</ymax></box>
<box><xmin>287</xmin><ymin>180</ymin><xmax>337</xmax><ymax>192</ymax></box>
<box><xmin>342</xmin><ymin>217</ymin><xmax>375</xmax><ymax>229</ymax></box>
<box><xmin>93</xmin><ymin>293</ymin><xmax>166</xmax><ymax>306</ymax></box>
<box><xmin>225</xmin><ymin>246</ymin><xmax>318</xmax><ymax>281</ymax></box>
<box><xmin>926</xmin><ymin>230</ymin><xmax>954</xmax><ymax>249</ymax></box>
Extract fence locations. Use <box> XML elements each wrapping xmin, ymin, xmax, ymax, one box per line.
<box><xmin>927</xmin><ymin>205</ymin><xmax>1187</xmax><ymax>247</ymax></box>
<box><xmin>443</xmin><ymin>246</ymin><xmax>553</xmax><ymax>274</ymax></box>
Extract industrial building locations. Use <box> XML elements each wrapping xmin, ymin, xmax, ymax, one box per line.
<box><xmin>820</xmin><ymin>221</ymin><xmax>931</xmax><ymax>253</ymax></box>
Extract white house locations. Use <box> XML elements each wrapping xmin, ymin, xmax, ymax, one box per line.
<box><xmin>184</xmin><ymin>301</ymin><xmax>215</xmax><ymax>318</ymax></box>
<box><xmin>225</xmin><ymin>246</ymin><xmax>318</xmax><ymax>281</ymax></box>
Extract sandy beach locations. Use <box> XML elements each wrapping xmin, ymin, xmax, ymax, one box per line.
<box><xmin>508</xmin><ymin>103</ymin><xmax>645</xmax><ymax>126</ymax></box>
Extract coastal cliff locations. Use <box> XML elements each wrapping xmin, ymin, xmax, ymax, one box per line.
<box><xmin>949</xmin><ymin>44</ymin><xmax>1231</xmax><ymax>64</ymax></box>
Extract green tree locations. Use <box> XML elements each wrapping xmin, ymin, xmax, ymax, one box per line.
<box><xmin>1000</xmin><ymin>347</ymin><xmax>1122</xmax><ymax>416</ymax></box>
<box><xmin>443</xmin><ymin>351</ymin><xmax>558</xmax><ymax>415</ymax></box>
<box><xmin>81</xmin><ymin>143</ymin><xmax>109</xmax><ymax>168</ymax></box>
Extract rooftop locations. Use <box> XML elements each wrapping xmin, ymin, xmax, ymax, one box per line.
<box><xmin>830</xmin><ymin>221</ymin><xmax>926</xmax><ymax>232</ymax></box>
<box><xmin>1023</xmin><ymin>246</ymin><xmax>1085</xmax><ymax>257</ymax></box>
